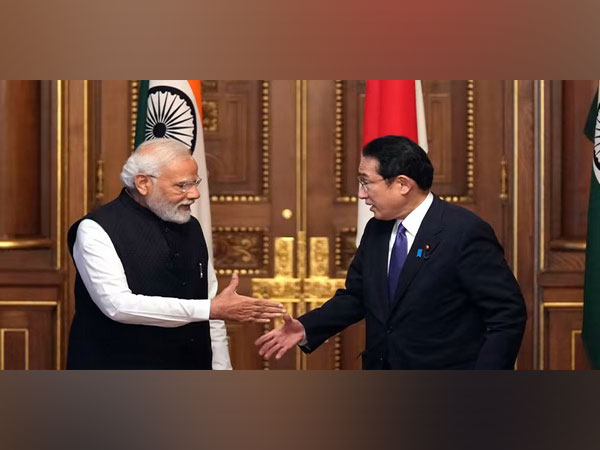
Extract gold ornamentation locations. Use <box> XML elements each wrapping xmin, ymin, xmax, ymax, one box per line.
<box><xmin>0</xmin><ymin>239</ymin><xmax>52</xmax><ymax>249</ymax></box>
<box><xmin>440</xmin><ymin>80</ymin><xmax>476</xmax><ymax>203</ymax></box>
<box><xmin>274</xmin><ymin>237</ymin><xmax>294</xmax><ymax>278</ymax></box>
<box><xmin>57</xmin><ymin>80</ymin><xmax>64</xmax><ymax>270</ymax></box>
<box><xmin>335</xmin><ymin>228</ymin><xmax>357</xmax><ymax>276</ymax></box>
<box><xmin>304</xmin><ymin>278</ymin><xmax>346</xmax><ymax>301</ymax></box>
<box><xmin>202</xmin><ymin>100</ymin><xmax>218</xmax><ymax>132</ymax></box>
<box><xmin>130</xmin><ymin>80</ymin><xmax>140</xmax><ymax>152</ymax></box>
<box><xmin>335</xmin><ymin>81</ymin><xmax>357</xmax><ymax>203</ymax></box>
<box><xmin>281</xmin><ymin>209</ymin><xmax>293</xmax><ymax>220</ymax></box>
<box><xmin>213</xmin><ymin>227</ymin><xmax>268</xmax><ymax>275</ymax></box>
<box><xmin>309</xmin><ymin>237</ymin><xmax>329</xmax><ymax>277</ymax></box>
<box><xmin>95</xmin><ymin>159</ymin><xmax>104</xmax><ymax>203</ymax></box>
<box><xmin>500</xmin><ymin>157</ymin><xmax>508</xmax><ymax>200</ymax></box>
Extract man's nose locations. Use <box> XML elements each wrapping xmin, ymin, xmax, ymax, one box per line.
<box><xmin>358</xmin><ymin>187</ymin><xmax>369</xmax><ymax>199</ymax></box>
<box><xmin>187</xmin><ymin>185</ymin><xmax>200</xmax><ymax>199</ymax></box>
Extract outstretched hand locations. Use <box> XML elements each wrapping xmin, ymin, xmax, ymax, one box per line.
<box><xmin>255</xmin><ymin>312</ymin><xmax>306</xmax><ymax>360</ymax></box>
<box><xmin>210</xmin><ymin>273</ymin><xmax>286</xmax><ymax>323</ymax></box>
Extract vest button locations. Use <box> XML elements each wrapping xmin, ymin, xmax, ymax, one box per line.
<box><xmin>182</xmin><ymin>281</ymin><xmax>187</xmax><ymax>286</ymax></box>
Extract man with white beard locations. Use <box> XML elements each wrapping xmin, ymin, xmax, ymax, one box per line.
<box><xmin>66</xmin><ymin>139</ymin><xmax>285</xmax><ymax>369</ymax></box>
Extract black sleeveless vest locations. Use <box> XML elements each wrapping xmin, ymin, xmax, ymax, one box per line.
<box><xmin>67</xmin><ymin>189</ymin><xmax>212</xmax><ymax>369</ymax></box>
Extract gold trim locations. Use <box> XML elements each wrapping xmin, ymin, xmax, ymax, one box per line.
<box><xmin>513</xmin><ymin>80</ymin><xmax>519</xmax><ymax>275</ymax></box>
<box><xmin>302</xmin><ymin>81</ymin><xmax>308</xmax><ymax>235</ymax></box>
<box><xmin>334</xmin><ymin>335</ymin><xmax>341</xmax><ymax>370</ymax></box>
<box><xmin>0</xmin><ymin>301</ymin><xmax>58</xmax><ymax>306</ymax></box>
<box><xmin>0</xmin><ymin>239</ymin><xmax>53</xmax><ymax>249</ymax></box>
<box><xmin>500</xmin><ymin>157</ymin><xmax>508</xmax><ymax>200</ymax></box>
<box><xmin>334</xmin><ymin>227</ymin><xmax>357</xmax><ymax>274</ymax></box>
<box><xmin>334</xmin><ymin>81</ymin><xmax>357</xmax><ymax>202</ymax></box>
<box><xmin>211</xmin><ymin>81</ymin><xmax>271</xmax><ymax>203</ymax></box>
<box><xmin>0</xmin><ymin>329</ymin><xmax>29</xmax><ymax>370</ymax></box>
<box><xmin>295</xmin><ymin>80</ymin><xmax>302</xmax><ymax>238</ymax></box>
<box><xmin>549</xmin><ymin>239</ymin><xmax>586</xmax><ymax>251</ymax></box>
<box><xmin>309</xmin><ymin>237</ymin><xmax>329</xmax><ymax>278</ymax></box>
<box><xmin>130</xmin><ymin>80</ymin><xmax>140</xmax><ymax>152</ymax></box>
<box><xmin>571</xmin><ymin>329</ymin><xmax>582</xmax><ymax>370</ymax></box>
<box><xmin>56</xmin><ymin>80</ymin><xmax>64</xmax><ymax>270</ymax></box>
<box><xmin>212</xmin><ymin>226</ymin><xmax>269</xmax><ymax>276</ymax></box>
<box><xmin>95</xmin><ymin>159</ymin><xmax>104</xmax><ymax>203</ymax></box>
<box><xmin>440</xmin><ymin>80</ymin><xmax>476</xmax><ymax>203</ymax></box>
<box><xmin>56</xmin><ymin>301</ymin><xmax>61</xmax><ymax>369</ymax></box>
<box><xmin>261</xmin><ymin>81</ymin><xmax>270</xmax><ymax>197</ymax></box>
<box><xmin>539</xmin><ymin>301</ymin><xmax>583</xmax><ymax>370</ymax></box>
<box><xmin>540</xmin><ymin>80</ymin><xmax>545</xmax><ymax>271</ymax></box>
<box><xmin>83</xmin><ymin>80</ymin><xmax>89</xmax><ymax>214</ymax></box>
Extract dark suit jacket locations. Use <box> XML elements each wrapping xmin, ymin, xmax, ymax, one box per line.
<box><xmin>298</xmin><ymin>195</ymin><xmax>526</xmax><ymax>369</ymax></box>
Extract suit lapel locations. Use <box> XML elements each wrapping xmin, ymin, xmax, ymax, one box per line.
<box><xmin>389</xmin><ymin>195</ymin><xmax>444</xmax><ymax>312</ymax></box>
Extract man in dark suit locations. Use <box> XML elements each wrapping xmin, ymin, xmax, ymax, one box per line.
<box><xmin>256</xmin><ymin>135</ymin><xmax>526</xmax><ymax>369</ymax></box>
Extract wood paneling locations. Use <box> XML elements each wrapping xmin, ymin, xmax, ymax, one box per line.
<box><xmin>1</xmin><ymin>79</ymin><xmax>593</xmax><ymax>370</ymax></box>
<box><xmin>538</xmin><ymin>80</ymin><xmax>596</xmax><ymax>369</ymax></box>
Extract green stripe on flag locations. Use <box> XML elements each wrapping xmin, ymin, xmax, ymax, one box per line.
<box><xmin>134</xmin><ymin>80</ymin><xmax>149</xmax><ymax>149</ymax></box>
<box><xmin>582</xmin><ymin>88</ymin><xmax>600</xmax><ymax>368</ymax></box>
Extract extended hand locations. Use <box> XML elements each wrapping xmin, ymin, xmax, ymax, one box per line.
<box><xmin>255</xmin><ymin>313</ymin><xmax>305</xmax><ymax>360</ymax></box>
<box><xmin>210</xmin><ymin>273</ymin><xmax>285</xmax><ymax>323</ymax></box>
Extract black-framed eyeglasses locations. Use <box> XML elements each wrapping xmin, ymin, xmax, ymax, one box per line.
<box><xmin>148</xmin><ymin>175</ymin><xmax>202</xmax><ymax>193</ymax></box>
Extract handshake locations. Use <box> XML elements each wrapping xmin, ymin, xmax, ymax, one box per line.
<box><xmin>209</xmin><ymin>273</ymin><xmax>305</xmax><ymax>360</ymax></box>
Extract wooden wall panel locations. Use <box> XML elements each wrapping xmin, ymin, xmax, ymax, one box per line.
<box><xmin>539</xmin><ymin>80</ymin><xmax>597</xmax><ymax>369</ymax></box>
<box><xmin>0</xmin><ymin>81</ymin><xmax>45</xmax><ymax>239</ymax></box>
<box><xmin>203</xmin><ymin>80</ymin><xmax>264</xmax><ymax>196</ymax></box>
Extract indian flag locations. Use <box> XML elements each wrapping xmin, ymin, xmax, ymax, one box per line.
<box><xmin>356</xmin><ymin>80</ymin><xmax>428</xmax><ymax>245</ymax></box>
<box><xmin>134</xmin><ymin>80</ymin><xmax>213</xmax><ymax>262</ymax></box>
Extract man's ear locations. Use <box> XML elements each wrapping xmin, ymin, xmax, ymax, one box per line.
<box><xmin>135</xmin><ymin>174</ymin><xmax>151</xmax><ymax>196</ymax></box>
<box><xmin>396</xmin><ymin>175</ymin><xmax>416</xmax><ymax>194</ymax></box>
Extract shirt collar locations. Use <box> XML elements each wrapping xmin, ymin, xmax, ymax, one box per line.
<box><xmin>398</xmin><ymin>191</ymin><xmax>434</xmax><ymax>237</ymax></box>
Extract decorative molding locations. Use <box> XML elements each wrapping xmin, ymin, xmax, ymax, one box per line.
<box><xmin>129</xmin><ymin>80</ymin><xmax>140</xmax><ymax>152</ymax></box>
<box><xmin>95</xmin><ymin>159</ymin><xmax>104</xmax><ymax>203</ymax></box>
<box><xmin>335</xmin><ymin>227</ymin><xmax>357</xmax><ymax>276</ymax></box>
<box><xmin>440</xmin><ymin>80</ymin><xmax>476</xmax><ymax>203</ymax></box>
<box><xmin>539</xmin><ymin>301</ymin><xmax>583</xmax><ymax>370</ymax></box>
<box><xmin>0</xmin><ymin>328</ymin><xmax>29</xmax><ymax>370</ymax></box>
<box><xmin>334</xmin><ymin>81</ymin><xmax>356</xmax><ymax>203</ymax></box>
<box><xmin>571</xmin><ymin>330</ymin><xmax>582</xmax><ymax>371</ymax></box>
<box><xmin>211</xmin><ymin>81</ymin><xmax>270</xmax><ymax>203</ymax></box>
<box><xmin>213</xmin><ymin>227</ymin><xmax>269</xmax><ymax>276</ymax></box>
<box><xmin>0</xmin><ymin>301</ymin><xmax>60</xmax><ymax>369</ymax></box>
<box><xmin>549</xmin><ymin>239</ymin><xmax>586</xmax><ymax>251</ymax></box>
<box><xmin>309</xmin><ymin>237</ymin><xmax>329</xmax><ymax>278</ymax></box>
<box><xmin>202</xmin><ymin>80</ymin><xmax>218</xmax><ymax>93</ymax></box>
<box><xmin>0</xmin><ymin>239</ymin><xmax>53</xmax><ymax>249</ymax></box>
<box><xmin>202</xmin><ymin>100</ymin><xmax>218</xmax><ymax>133</ymax></box>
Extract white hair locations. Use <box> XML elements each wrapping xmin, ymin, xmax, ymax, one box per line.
<box><xmin>120</xmin><ymin>138</ymin><xmax>192</xmax><ymax>189</ymax></box>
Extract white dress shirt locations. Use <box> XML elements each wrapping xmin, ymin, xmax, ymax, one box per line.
<box><xmin>387</xmin><ymin>192</ymin><xmax>434</xmax><ymax>273</ymax></box>
<box><xmin>73</xmin><ymin>218</ymin><xmax>232</xmax><ymax>370</ymax></box>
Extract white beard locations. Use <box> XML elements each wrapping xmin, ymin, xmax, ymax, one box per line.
<box><xmin>146</xmin><ymin>190</ymin><xmax>193</xmax><ymax>224</ymax></box>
